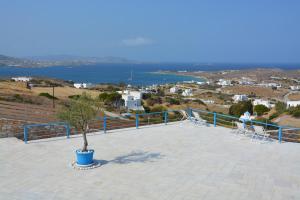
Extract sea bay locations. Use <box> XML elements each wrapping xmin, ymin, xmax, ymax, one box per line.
<box><xmin>0</xmin><ymin>63</ymin><xmax>298</xmax><ymax>86</ymax></box>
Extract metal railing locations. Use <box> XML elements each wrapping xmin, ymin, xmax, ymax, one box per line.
<box><xmin>23</xmin><ymin>122</ymin><xmax>70</xmax><ymax>143</ymax></box>
<box><xmin>99</xmin><ymin>110</ymin><xmax>183</xmax><ymax>133</ymax></box>
<box><xmin>22</xmin><ymin>108</ymin><xmax>300</xmax><ymax>144</ymax></box>
<box><xmin>190</xmin><ymin>108</ymin><xmax>300</xmax><ymax>143</ymax></box>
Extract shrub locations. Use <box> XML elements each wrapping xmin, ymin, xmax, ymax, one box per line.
<box><xmin>229</xmin><ymin>101</ymin><xmax>253</xmax><ymax>117</ymax></box>
<box><xmin>150</xmin><ymin>105</ymin><xmax>167</xmax><ymax>113</ymax></box>
<box><xmin>269</xmin><ymin>112</ymin><xmax>279</xmax><ymax>120</ymax></box>
<box><xmin>288</xmin><ymin>105</ymin><xmax>300</xmax><ymax>118</ymax></box>
<box><xmin>146</xmin><ymin>96</ymin><xmax>162</xmax><ymax>106</ymax></box>
<box><xmin>143</xmin><ymin>106</ymin><xmax>151</xmax><ymax>113</ymax></box>
<box><xmin>275</xmin><ymin>102</ymin><xmax>286</xmax><ymax>114</ymax></box>
<box><xmin>292</xmin><ymin>110</ymin><xmax>300</xmax><ymax>118</ymax></box>
<box><xmin>68</xmin><ymin>95</ymin><xmax>81</xmax><ymax>100</ymax></box>
<box><xmin>39</xmin><ymin>93</ymin><xmax>58</xmax><ymax>100</ymax></box>
<box><xmin>254</xmin><ymin>105</ymin><xmax>270</xmax><ymax>116</ymax></box>
<box><xmin>165</xmin><ymin>97</ymin><xmax>180</xmax><ymax>105</ymax></box>
<box><xmin>142</xmin><ymin>93</ymin><xmax>152</xmax><ymax>100</ymax></box>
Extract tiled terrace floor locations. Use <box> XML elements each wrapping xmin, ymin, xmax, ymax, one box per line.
<box><xmin>0</xmin><ymin>121</ymin><xmax>300</xmax><ymax>200</ymax></box>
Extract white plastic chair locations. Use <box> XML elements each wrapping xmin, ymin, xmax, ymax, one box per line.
<box><xmin>252</xmin><ymin>125</ymin><xmax>271</xmax><ymax>142</ymax></box>
<box><xmin>234</xmin><ymin>121</ymin><xmax>252</xmax><ymax>137</ymax></box>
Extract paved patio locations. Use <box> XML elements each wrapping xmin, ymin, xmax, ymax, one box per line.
<box><xmin>0</xmin><ymin>121</ymin><xmax>300</xmax><ymax>200</ymax></box>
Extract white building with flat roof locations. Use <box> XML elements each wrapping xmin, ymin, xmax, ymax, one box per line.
<box><xmin>73</xmin><ymin>83</ymin><xmax>92</xmax><ymax>89</ymax></box>
<box><xmin>253</xmin><ymin>99</ymin><xmax>274</xmax><ymax>108</ymax></box>
<box><xmin>286</xmin><ymin>100</ymin><xmax>300</xmax><ymax>108</ymax></box>
<box><xmin>290</xmin><ymin>86</ymin><xmax>300</xmax><ymax>91</ymax></box>
<box><xmin>11</xmin><ymin>77</ymin><xmax>32</xmax><ymax>82</ymax></box>
<box><xmin>182</xmin><ymin>89</ymin><xmax>193</xmax><ymax>97</ymax></box>
<box><xmin>169</xmin><ymin>86</ymin><xmax>179</xmax><ymax>94</ymax></box>
<box><xmin>217</xmin><ymin>79</ymin><xmax>232</xmax><ymax>86</ymax></box>
<box><xmin>233</xmin><ymin>94</ymin><xmax>248</xmax><ymax>103</ymax></box>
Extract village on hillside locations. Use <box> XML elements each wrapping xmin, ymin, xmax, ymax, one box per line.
<box><xmin>1</xmin><ymin>68</ymin><xmax>300</xmax><ymax>141</ymax></box>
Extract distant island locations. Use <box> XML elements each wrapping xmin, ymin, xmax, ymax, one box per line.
<box><xmin>0</xmin><ymin>54</ymin><xmax>138</xmax><ymax>68</ymax></box>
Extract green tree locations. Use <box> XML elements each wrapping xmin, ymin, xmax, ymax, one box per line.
<box><xmin>275</xmin><ymin>102</ymin><xmax>286</xmax><ymax>114</ymax></box>
<box><xmin>98</xmin><ymin>92</ymin><xmax>109</xmax><ymax>101</ymax></box>
<box><xmin>58</xmin><ymin>93</ymin><xmax>97</xmax><ymax>152</ymax></box>
<box><xmin>229</xmin><ymin>101</ymin><xmax>253</xmax><ymax>116</ymax></box>
<box><xmin>254</xmin><ymin>105</ymin><xmax>270</xmax><ymax>116</ymax></box>
<box><xmin>288</xmin><ymin>105</ymin><xmax>300</xmax><ymax>118</ymax></box>
<box><xmin>98</xmin><ymin>92</ymin><xmax>123</xmax><ymax>109</ymax></box>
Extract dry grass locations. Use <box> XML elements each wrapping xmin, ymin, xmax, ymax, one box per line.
<box><xmin>288</xmin><ymin>93</ymin><xmax>300</xmax><ymax>101</ymax></box>
<box><xmin>31</xmin><ymin>86</ymin><xmax>100</xmax><ymax>99</ymax></box>
<box><xmin>275</xmin><ymin>115</ymin><xmax>300</xmax><ymax>128</ymax></box>
<box><xmin>0</xmin><ymin>81</ymin><xmax>32</xmax><ymax>95</ymax></box>
<box><xmin>206</xmin><ymin>104</ymin><xmax>229</xmax><ymax>114</ymax></box>
<box><xmin>222</xmin><ymin>85</ymin><xmax>288</xmax><ymax>99</ymax></box>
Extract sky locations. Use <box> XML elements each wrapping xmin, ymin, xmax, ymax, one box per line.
<box><xmin>0</xmin><ymin>0</ymin><xmax>299</xmax><ymax>63</ymax></box>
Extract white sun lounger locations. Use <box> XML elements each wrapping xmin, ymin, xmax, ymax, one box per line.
<box><xmin>192</xmin><ymin>111</ymin><xmax>207</xmax><ymax>126</ymax></box>
<box><xmin>179</xmin><ymin>110</ymin><xmax>190</xmax><ymax>121</ymax></box>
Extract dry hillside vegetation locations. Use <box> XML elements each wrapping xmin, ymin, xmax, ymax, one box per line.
<box><xmin>288</xmin><ymin>93</ymin><xmax>300</xmax><ymax>101</ymax></box>
<box><xmin>32</xmin><ymin>86</ymin><xmax>100</xmax><ymax>99</ymax></box>
<box><xmin>0</xmin><ymin>81</ymin><xmax>32</xmax><ymax>95</ymax></box>
<box><xmin>222</xmin><ymin>86</ymin><xmax>288</xmax><ymax>99</ymax></box>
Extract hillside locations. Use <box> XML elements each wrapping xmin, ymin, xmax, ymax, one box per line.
<box><xmin>0</xmin><ymin>54</ymin><xmax>136</xmax><ymax>68</ymax></box>
<box><xmin>0</xmin><ymin>54</ymin><xmax>38</xmax><ymax>67</ymax></box>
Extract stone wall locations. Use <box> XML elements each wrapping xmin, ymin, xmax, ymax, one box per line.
<box><xmin>0</xmin><ymin>118</ymin><xmax>26</xmax><ymax>138</ymax></box>
<box><xmin>0</xmin><ymin>118</ymin><xmax>105</xmax><ymax>141</ymax></box>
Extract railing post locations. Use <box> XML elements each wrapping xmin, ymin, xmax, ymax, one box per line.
<box><xmin>24</xmin><ymin>126</ymin><xmax>28</xmax><ymax>144</ymax></box>
<box><xmin>278</xmin><ymin>126</ymin><xmax>282</xmax><ymax>143</ymax></box>
<box><xmin>242</xmin><ymin>119</ymin><xmax>246</xmax><ymax>129</ymax></box>
<box><xmin>66</xmin><ymin>124</ymin><xmax>70</xmax><ymax>138</ymax></box>
<box><xmin>136</xmin><ymin>114</ymin><xmax>139</xmax><ymax>129</ymax></box>
<box><xmin>103</xmin><ymin>116</ymin><xmax>107</xmax><ymax>133</ymax></box>
<box><xmin>164</xmin><ymin>111</ymin><xmax>168</xmax><ymax>125</ymax></box>
<box><xmin>188</xmin><ymin>107</ymin><xmax>192</xmax><ymax>119</ymax></box>
<box><xmin>213</xmin><ymin>112</ymin><xmax>217</xmax><ymax>127</ymax></box>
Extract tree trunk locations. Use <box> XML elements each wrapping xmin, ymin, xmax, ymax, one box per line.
<box><xmin>82</xmin><ymin>131</ymin><xmax>88</xmax><ymax>152</ymax></box>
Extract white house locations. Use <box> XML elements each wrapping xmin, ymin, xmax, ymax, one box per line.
<box><xmin>201</xmin><ymin>99</ymin><xmax>215</xmax><ymax>104</ymax></box>
<box><xmin>73</xmin><ymin>83</ymin><xmax>92</xmax><ymax>89</ymax></box>
<box><xmin>286</xmin><ymin>101</ymin><xmax>300</xmax><ymax>108</ymax></box>
<box><xmin>259</xmin><ymin>82</ymin><xmax>281</xmax><ymax>88</ymax></box>
<box><xmin>169</xmin><ymin>86</ymin><xmax>179</xmax><ymax>94</ymax></box>
<box><xmin>196</xmin><ymin>81</ymin><xmax>205</xmax><ymax>85</ymax></box>
<box><xmin>233</xmin><ymin>94</ymin><xmax>248</xmax><ymax>103</ymax></box>
<box><xmin>119</xmin><ymin>90</ymin><xmax>144</xmax><ymax>111</ymax></box>
<box><xmin>253</xmin><ymin>99</ymin><xmax>274</xmax><ymax>108</ymax></box>
<box><xmin>290</xmin><ymin>86</ymin><xmax>300</xmax><ymax>91</ymax></box>
<box><xmin>11</xmin><ymin>77</ymin><xmax>32</xmax><ymax>82</ymax></box>
<box><xmin>239</xmin><ymin>77</ymin><xmax>254</xmax><ymax>85</ymax></box>
<box><xmin>217</xmin><ymin>79</ymin><xmax>232</xmax><ymax>86</ymax></box>
<box><xmin>182</xmin><ymin>89</ymin><xmax>193</xmax><ymax>97</ymax></box>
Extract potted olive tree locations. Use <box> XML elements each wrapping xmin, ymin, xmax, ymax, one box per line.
<box><xmin>58</xmin><ymin>93</ymin><xmax>97</xmax><ymax>166</ymax></box>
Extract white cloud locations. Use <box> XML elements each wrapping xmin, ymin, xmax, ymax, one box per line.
<box><xmin>122</xmin><ymin>37</ymin><xmax>154</xmax><ymax>46</ymax></box>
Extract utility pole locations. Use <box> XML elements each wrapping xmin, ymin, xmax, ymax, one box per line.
<box><xmin>52</xmin><ymin>85</ymin><xmax>55</xmax><ymax>108</ymax></box>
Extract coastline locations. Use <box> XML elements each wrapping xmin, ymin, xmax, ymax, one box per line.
<box><xmin>149</xmin><ymin>71</ymin><xmax>208</xmax><ymax>82</ymax></box>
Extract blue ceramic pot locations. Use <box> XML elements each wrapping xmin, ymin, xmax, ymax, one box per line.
<box><xmin>76</xmin><ymin>149</ymin><xmax>94</xmax><ymax>166</ymax></box>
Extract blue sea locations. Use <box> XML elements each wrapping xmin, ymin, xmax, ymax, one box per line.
<box><xmin>0</xmin><ymin>63</ymin><xmax>299</xmax><ymax>86</ymax></box>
